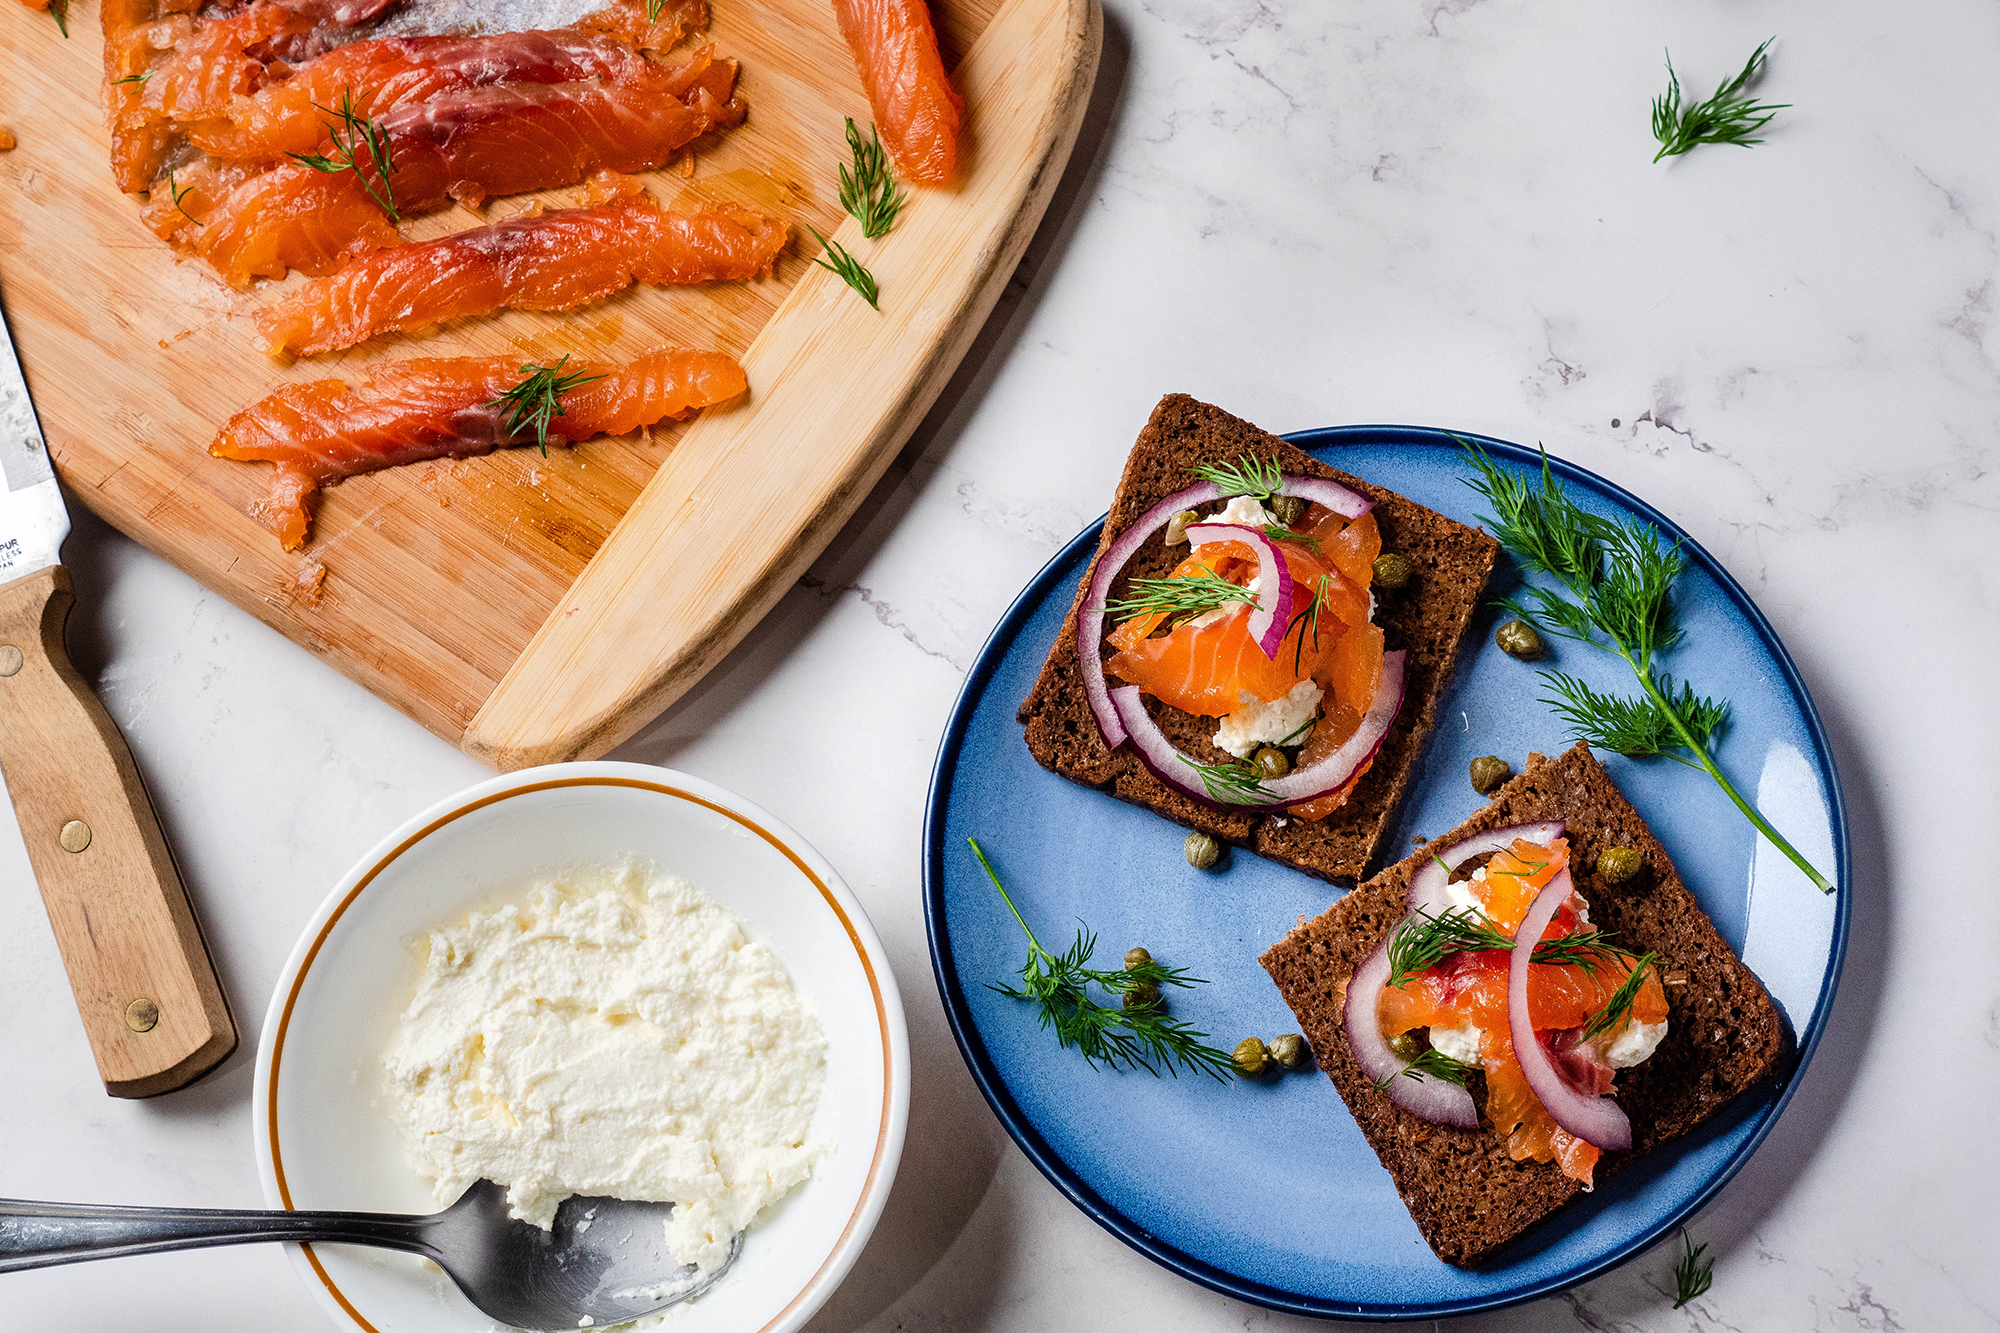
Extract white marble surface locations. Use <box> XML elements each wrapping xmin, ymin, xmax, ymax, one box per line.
<box><xmin>3</xmin><ymin>0</ymin><xmax>1997</xmax><ymax>1328</ymax></box>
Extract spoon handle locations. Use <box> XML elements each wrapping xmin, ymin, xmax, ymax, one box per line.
<box><xmin>0</xmin><ymin>1197</ymin><xmax>437</xmax><ymax>1273</ymax></box>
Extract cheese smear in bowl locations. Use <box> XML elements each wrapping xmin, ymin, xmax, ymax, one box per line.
<box><xmin>382</xmin><ymin>860</ymin><xmax>828</xmax><ymax>1274</ymax></box>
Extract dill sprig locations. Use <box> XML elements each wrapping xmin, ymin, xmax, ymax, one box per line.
<box><xmin>1103</xmin><ymin>571</ymin><xmax>1257</xmax><ymax>626</ymax></box>
<box><xmin>1186</xmin><ymin>757</ymin><xmax>1276</xmax><ymax>806</ymax></box>
<box><xmin>487</xmin><ymin>355</ymin><xmax>608</xmax><ymax>458</ymax></box>
<box><xmin>1387</xmin><ymin>904</ymin><xmax>1637</xmax><ymax>989</ymax></box>
<box><xmin>644</xmin><ymin>0</ymin><xmax>667</xmax><ymax>22</ymax></box>
<box><xmin>48</xmin><ymin>0</ymin><xmax>69</xmax><ymax>36</ymax></box>
<box><xmin>167</xmin><ymin>170</ymin><xmax>201</xmax><ymax>227</ymax></box>
<box><xmin>968</xmin><ymin>838</ymin><xmax>1236</xmax><ymax>1080</ymax></box>
<box><xmin>806</xmin><ymin>223</ymin><xmax>880</xmax><ymax>308</ymax></box>
<box><xmin>1652</xmin><ymin>39</ymin><xmax>1787</xmax><ymax>163</ymax></box>
<box><xmin>1264</xmin><ymin>523</ymin><xmax>1320</xmax><ymax>551</ymax></box>
<box><xmin>1579</xmin><ymin>950</ymin><xmax>1659</xmax><ymax>1042</ymax></box>
<box><xmin>1459</xmin><ymin>442</ymin><xmax>1833</xmax><ymax>893</ymax></box>
<box><xmin>1286</xmin><ymin>571</ymin><xmax>1332</xmax><ymax>676</ymax></box>
<box><xmin>114</xmin><ymin>71</ymin><xmax>152</xmax><ymax>86</ymax></box>
<box><xmin>1373</xmin><ymin>1045</ymin><xmax>1480</xmax><ymax>1091</ymax></box>
<box><xmin>1671</xmin><ymin>1227</ymin><xmax>1715</xmax><ymax>1307</ymax></box>
<box><xmin>1188</xmin><ymin>455</ymin><xmax>1282</xmax><ymax>503</ymax></box>
<box><xmin>837</xmin><ymin>117</ymin><xmax>907</xmax><ymax>239</ymax></box>
<box><xmin>288</xmin><ymin>88</ymin><xmax>400</xmax><ymax>222</ymax></box>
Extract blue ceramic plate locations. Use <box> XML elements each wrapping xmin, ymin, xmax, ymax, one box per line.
<box><xmin>923</xmin><ymin>427</ymin><xmax>1848</xmax><ymax>1320</ymax></box>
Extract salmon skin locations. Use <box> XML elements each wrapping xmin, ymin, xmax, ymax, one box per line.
<box><xmin>832</xmin><ymin>0</ymin><xmax>963</xmax><ymax>185</ymax></box>
<box><xmin>211</xmin><ymin>348</ymin><xmax>748</xmax><ymax>549</ymax></box>
<box><xmin>148</xmin><ymin>46</ymin><xmax>746</xmax><ymax>287</ymax></box>
<box><xmin>187</xmin><ymin>30</ymin><xmax>671</xmax><ymax>163</ymax></box>
<box><xmin>255</xmin><ymin>184</ymin><xmax>787</xmax><ymax>356</ymax></box>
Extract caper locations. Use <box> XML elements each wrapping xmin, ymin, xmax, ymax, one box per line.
<box><xmin>1124</xmin><ymin>947</ymin><xmax>1154</xmax><ymax>970</ymax></box>
<box><xmin>1233</xmin><ymin>1036</ymin><xmax>1272</xmax><ymax>1079</ymax></box>
<box><xmin>1268</xmin><ymin>1033</ymin><xmax>1309</xmax><ymax>1071</ymax></box>
<box><xmin>1469</xmin><ymin>755</ymin><xmax>1511</xmax><ymax>795</ymax></box>
<box><xmin>1371</xmin><ymin>552</ymin><xmax>1413</xmax><ymax>590</ymax></box>
<box><xmin>1495</xmin><ymin>619</ymin><xmax>1545</xmax><ymax>660</ymax></box>
<box><xmin>1386</xmin><ymin>1031</ymin><xmax>1424</xmax><ymax>1062</ymax></box>
<box><xmin>1164</xmin><ymin>508</ymin><xmax>1198</xmax><ymax>546</ymax></box>
<box><xmin>1596</xmin><ymin>846</ymin><xmax>1643</xmax><ymax>885</ymax></box>
<box><xmin>1269</xmin><ymin>493</ymin><xmax>1308</xmax><ymax>526</ymax></box>
<box><xmin>1253</xmin><ymin>746</ymin><xmax>1291</xmax><ymax>780</ymax></box>
<box><xmin>1123</xmin><ymin>980</ymin><xmax>1163</xmax><ymax>1010</ymax></box>
<box><xmin>1183</xmin><ymin>830</ymin><xmax>1222</xmax><ymax>870</ymax></box>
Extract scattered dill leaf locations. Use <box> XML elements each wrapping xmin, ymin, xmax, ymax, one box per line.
<box><xmin>968</xmin><ymin>838</ymin><xmax>1236</xmax><ymax>1080</ymax></box>
<box><xmin>1458</xmin><ymin>440</ymin><xmax>1833</xmax><ymax>893</ymax></box>
<box><xmin>1652</xmin><ymin>38</ymin><xmax>1786</xmax><ymax>163</ymax></box>
<box><xmin>1102</xmin><ymin>571</ymin><xmax>1257</xmax><ymax>626</ymax></box>
<box><xmin>806</xmin><ymin>223</ymin><xmax>879</xmax><ymax>308</ymax></box>
<box><xmin>487</xmin><ymin>355</ymin><xmax>607</xmax><ymax>458</ymax></box>
<box><xmin>645</xmin><ymin>0</ymin><xmax>667</xmax><ymax>23</ymax></box>
<box><xmin>1186</xmin><ymin>756</ymin><xmax>1277</xmax><ymax>806</ymax></box>
<box><xmin>167</xmin><ymin>170</ymin><xmax>201</xmax><ymax>227</ymax></box>
<box><xmin>287</xmin><ymin>87</ymin><xmax>401</xmax><ymax>222</ymax></box>
<box><xmin>1374</xmin><ymin>1046</ymin><xmax>1480</xmax><ymax>1091</ymax></box>
<box><xmin>114</xmin><ymin>71</ymin><xmax>153</xmax><ymax>86</ymax></box>
<box><xmin>1579</xmin><ymin>951</ymin><xmax>1658</xmax><ymax>1042</ymax></box>
<box><xmin>1286</xmin><ymin>571</ymin><xmax>1330</xmax><ymax>677</ymax></box>
<box><xmin>1387</xmin><ymin>904</ymin><xmax>1636</xmax><ymax>988</ymax></box>
<box><xmin>1264</xmin><ymin>523</ymin><xmax>1321</xmax><ymax>551</ymax></box>
<box><xmin>1188</xmin><ymin>455</ymin><xmax>1282</xmax><ymax>503</ymax></box>
<box><xmin>836</xmin><ymin>117</ymin><xmax>907</xmax><ymax>238</ymax></box>
<box><xmin>1671</xmin><ymin>1227</ymin><xmax>1715</xmax><ymax>1308</ymax></box>
<box><xmin>48</xmin><ymin>0</ymin><xmax>69</xmax><ymax>36</ymax></box>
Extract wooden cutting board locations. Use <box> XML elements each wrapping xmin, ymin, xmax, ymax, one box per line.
<box><xmin>0</xmin><ymin>0</ymin><xmax>1098</xmax><ymax>767</ymax></box>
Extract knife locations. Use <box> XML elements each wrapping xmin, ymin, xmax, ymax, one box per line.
<box><xmin>0</xmin><ymin>293</ymin><xmax>237</xmax><ymax>1098</ymax></box>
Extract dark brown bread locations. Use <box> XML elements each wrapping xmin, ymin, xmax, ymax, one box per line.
<box><xmin>1259</xmin><ymin>743</ymin><xmax>1791</xmax><ymax>1266</ymax></box>
<box><xmin>1017</xmin><ymin>394</ymin><xmax>1499</xmax><ymax>882</ymax></box>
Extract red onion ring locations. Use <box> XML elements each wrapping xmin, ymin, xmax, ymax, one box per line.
<box><xmin>1507</xmin><ymin>867</ymin><xmax>1633</xmax><ymax>1150</ymax></box>
<box><xmin>1182</xmin><ymin>521</ymin><xmax>1295</xmax><ymax>658</ymax></box>
<box><xmin>1343</xmin><ymin>938</ymin><xmax>1480</xmax><ymax>1128</ymax></box>
<box><xmin>1407</xmin><ymin>822</ymin><xmax>1567</xmax><ymax>915</ymax></box>
<box><xmin>1283</xmin><ymin>475</ymin><xmax>1372</xmax><ymax>520</ymax></box>
<box><xmin>1077</xmin><ymin>482</ymin><xmax>1223</xmax><ymax>748</ymax></box>
<box><xmin>1105</xmin><ymin>649</ymin><xmax>1405</xmax><ymax>812</ymax></box>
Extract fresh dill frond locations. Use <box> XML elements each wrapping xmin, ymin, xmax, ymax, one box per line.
<box><xmin>1652</xmin><ymin>39</ymin><xmax>1787</xmax><ymax>163</ymax></box>
<box><xmin>1386</xmin><ymin>907</ymin><xmax>1515</xmax><ymax>987</ymax></box>
<box><xmin>165</xmin><ymin>170</ymin><xmax>202</xmax><ymax>227</ymax></box>
<box><xmin>1103</xmin><ymin>571</ymin><xmax>1258</xmax><ymax>625</ymax></box>
<box><xmin>1287</xmin><ymin>571</ymin><xmax>1332</xmax><ymax>676</ymax></box>
<box><xmin>487</xmin><ymin>355</ymin><xmax>608</xmax><ymax>458</ymax></box>
<box><xmin>287</xmin><ymin>88</ymin><xmax>401</xmax><ymax>222</ymax></box>
<box><xmin>1189</xmin><ymin>455</ymin><xmax>1283</xmax><ymax>502</ymax></box>
<box><xmin>1528</xmin><ymin>927</ymin><xmax>1634</xmax><ymax>973</ymax></box>
<box><xmin>114</xmin><ymin>71</ymin><xmax>153</xmax><ymax>86</ymax></box>
<box><xmin>806</xmin><ymin>223</ymin><xmax>880</xmax><ymax>308</ymax></box>
<box><xmin>48</xmin><ymin>0</ymin><xmax>69</xmax><ymax>36</ymax></box>
<box><xmin>1264</xmin><ymin>524</ymin><xmax>1321</xmax><ymax>551</ymax></box>
<box><xmin>1186</xmin><ymin>757</ymin><xmax>1277</xmax><ymax>807</ymax></box>
<box><xmin>968</xmin><ymin>838</ymin><xmax>1237</xmax><ymax>1080</ymax></box>
<box><xmin>1671</xmin><ymin>1227</ymin><xmax>1715</xmax><ymax>1307</ymax></box>
<box><xmin>1579</xmin><ymin>951</ymin><xmax>1659</xmax><ymax>1042</ymax></box>
<box><xmin>1458</xmin><ymin>439</ymin><xmax>1833</xmax><ymax>893</ymax></box>
<box><xmin>836</xmin><ymin>117</ymin><xmax>907</xmax><ymax>239</ymax></box>
<box><xmin>644</xmin><ymin>0</ymin><xmax>667</xmax><ymax>23</ymax></box>
<box><xmin>1374</xmin><ymin>1046</ymin><xmax>1480</xmax><ymax>1091</ymax></box>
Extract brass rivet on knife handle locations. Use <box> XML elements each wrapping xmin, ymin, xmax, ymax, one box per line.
<box><xmin>0</xmin><ymin>644</ymin><xmax>21</xmax><ymax>676</ymax></box>
<box><xmin>125</xmin><ymin>997</ymin><xmax>160</xmax><ymax>1032</ymax></box>
<box><xmin>0</xmin><ymin>566</ymin><xmax>237</xmax><ymax>1096</ymax></box>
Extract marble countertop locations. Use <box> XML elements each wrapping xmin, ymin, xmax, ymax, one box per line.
<box><xmin>3</xmin><ymin>0</ymin><xmax>1995</xmax><ymax>1329</ymax></box>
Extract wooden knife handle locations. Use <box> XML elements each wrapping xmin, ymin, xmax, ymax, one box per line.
<box><xmin>0</xmin><ymin>565</ymin><xmax>236</xmax><ymax>1097</ymax></box>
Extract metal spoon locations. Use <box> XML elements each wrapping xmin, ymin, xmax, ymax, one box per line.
<box><xmin>0</xmin><ymin>1179</ymin><xmax>740</xmax><ymax>1330</ymax></box>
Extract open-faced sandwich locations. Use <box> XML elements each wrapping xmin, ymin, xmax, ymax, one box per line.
<box><xmin>1019</xmin><ymin>395</ymin><xmax>1500</xmax><ymax>881</ymax></box>
<box><xmin>1261</xmin><ymin>743</ymin><xmax>1791</xmax><ymax>1265</ymax></box>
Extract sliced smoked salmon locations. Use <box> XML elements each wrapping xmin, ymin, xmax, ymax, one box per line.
<box><xmin>255</xmin><ymin>187</ymin><xmax>787</xmax><ymax>356</ymax></box>
<box><xmin>211</xmin><ymin>348</ymin><xmax>747</xmax><ymax>548</ymax></box>
<box><xmin>832</xmin><ymin>0</ymin><xmax>963</xmax><ymax>185</ymax></box>
<box><xmin>576</xmin><ymin>0</ymin><xmax>708</xmax><ymax>52</ymax></box>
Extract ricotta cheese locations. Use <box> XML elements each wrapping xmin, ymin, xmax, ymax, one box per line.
<box><xmin>1203</xmin><ymin>495</ymin><xmax>1280</xmax><ymax>532</ymax></box>
<box><xmin>1606</xmin><ymin>1017</ymin><xmax>1668</xmax><ymax>1068</ymax></box>
<box><xmin>1212</xmin><ymin>680</ymin><xmax>1323</xmax><ymax>759</ymax></box>
<box><xmin>1426</xmin><ymin>1020</ymin><xmax>1483</xmax><ymax>1065</ymax></box>
<box><xmin>382</xmin><ymin>861</ymin><xmax>828</xmax><ymax>1274</ymax></box>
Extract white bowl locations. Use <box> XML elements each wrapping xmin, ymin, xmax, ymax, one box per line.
<box><xmin>253</xmin><ymin>762</ymin><xmax>909</xmax><ymax>1333</ymax></box>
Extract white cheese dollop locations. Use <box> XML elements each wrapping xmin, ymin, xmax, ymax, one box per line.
<box><xmin>1212</xmin><ymin>680</ymin><xmax>1323</xmax><ymax>759</ymax></box>
<box><xmin>382</xmin><ymin>861</ymin><xmax>828</xmax><ymax>1274</ymax></box>
<box><xmin>1426</xmin><ymin>1021</ymin><xmax>1483</xmax><ymax>1066</ymax></box>
<box><xmin>1606</xmin><ymin>1017</ymin><xmax>1669</xmax><ymax>1068</ymax></box>
<box><xmin>1201</xmin><ymin>495</ymin><xmax>1280</xmax><ymax>534</ymax></box>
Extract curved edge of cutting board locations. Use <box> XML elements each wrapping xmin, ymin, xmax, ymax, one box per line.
<box><xmin>461</xmin><ymin>0</ymin><xmax>1103</xmax><ymax>771</ymax></box>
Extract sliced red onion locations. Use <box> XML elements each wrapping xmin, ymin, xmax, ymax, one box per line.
<box><xmin>1281</xmin><ymin>475</ymin><xmax>1372</xmax><ymax>520</ymax></box>
<box><xmin>1343</xmin><ymin>938</ymin><xmax>1480</xmax><ymax>1128</ymax></box>
<box><xmin>1181</xmin><ymin>521</ymin><xmax>1294</xmax><ymax>658</ymax></box>
<box><xmin>1106</xmin><ymin>650</ymin><xmax>1405</xmax><ymax>813</ymax></box>
<box><xmin>1507</xmin><ymin>867</ymin><xmax>1633</xmax><ymax>1151</ymax></box>
<box><xmin>1407</xmin><ymin>821</ymin><xmax>1567</xmax><ymax>916</ymax></box>
<box><xmin>1077</xmin><ymin>481</ymin><xmax>1223</xmax><ymax>748</ymax></box>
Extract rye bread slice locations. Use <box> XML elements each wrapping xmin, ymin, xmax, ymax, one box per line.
<box><xmin>1259</xmin><ymin>743</ymin><xmax>1791</xmax><ymax>1267</ymax></box>
<box><xmin>1017</xmin><ymin>394</ymin><xmax>1499</xmax><ymax>882</ymax></box>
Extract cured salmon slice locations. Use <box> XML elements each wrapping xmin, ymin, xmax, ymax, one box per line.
<box><xmin>186</xmin><ymin>31</ymin><xmax>669</xmax><ymax>163</ymax></box>
<box><xmin>160</xmin><ymin>48</ymin><xmax>746</xmax><ymax>287</ymax></box>
<box><xmin>255</xmin><ymin>186</ymin><xmax>787</xmax><ymax>356</ymax></box>
<box><xmin>575</xmin><ymin>0</ymin><xmax>708</xmax><ymax>52</ymax></box>
<box><xmin>211</xmin><ymin>348</ymin><xmax>747</xmax><ymax>548</ymax></box>
<box><xmin>832</xmin><ymin>0</ymin><xmax>963</xmax><ymax>185</ymax></box>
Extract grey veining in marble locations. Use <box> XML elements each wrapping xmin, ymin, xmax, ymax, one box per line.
<box><xmin>2</xmin><ymin>0</ymin><xmax>1996</xmax><ymax>1330</ymax></box>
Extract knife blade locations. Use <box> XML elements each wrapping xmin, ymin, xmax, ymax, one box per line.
<box><xmin>0</xmin><ymin>289</ymin><xmax>237</xmax><ymax>1098</ymax></box>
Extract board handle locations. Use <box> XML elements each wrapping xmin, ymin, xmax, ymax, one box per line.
<box><xmin>0</xmin><ymin>566</ymin><xmax>237</xmax><ymax>1097</ymax></box>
